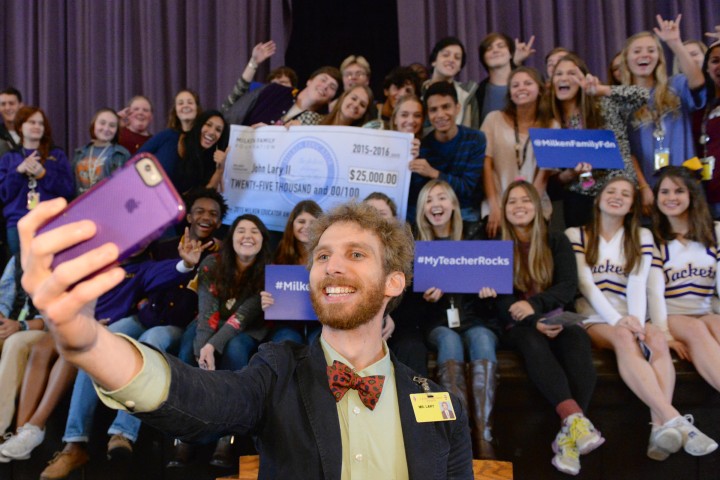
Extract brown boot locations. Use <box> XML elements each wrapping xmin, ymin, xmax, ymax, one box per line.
<box><xmin>40</xmin><ymin>442</ymin><xmax>89</xmax><ymax>480</ymax></box>
<box><xmin>470</xmin><ymin>359</ymin><xmax>498</xmax><ymax>459</ymax></box>
<box><xmin>209</xmin><ymin>435</ymin><xmax>235</xmax><ymax>468</ymax></box>
<box><xmin>166</xmin><ymin>438</ymin><xmax>194</xmax><ymax>468</ymax></box>
<box><xmin>436</xmin><ymin>360</ymin><xmax>469</xmax><ymax>409</ymax></box>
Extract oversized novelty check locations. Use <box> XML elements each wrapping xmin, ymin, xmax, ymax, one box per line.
<box><xmin>222</xmin><ymin>125</ymin><xmax>413</xmax><ymax>231</ymax></box>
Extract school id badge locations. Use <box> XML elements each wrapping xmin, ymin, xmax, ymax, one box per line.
<box><xmin>410</xmin><ymin>391</ymin><xmax>457</xmax><ymax>422</ymax></box>
<box><xmin>654</xmin><ymin>147</ymin><xmax>669</xmax><ymax>171</ymax></box>
<box><xmin>702</xmin><ymin>156</ymin><xmax>716</xmax><ymax>181</ymax></box>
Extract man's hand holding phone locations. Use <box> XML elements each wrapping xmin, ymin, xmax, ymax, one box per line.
<box><xmin>18</xmin><ymin>198</ymin><xmax>141</xmax><ymax>391</ymax></box>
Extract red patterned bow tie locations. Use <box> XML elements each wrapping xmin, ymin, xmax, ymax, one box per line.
<box><xmin>327</xmin><ymin>360</ymin><xmax>385</xmax><ymax>410</ymax></box>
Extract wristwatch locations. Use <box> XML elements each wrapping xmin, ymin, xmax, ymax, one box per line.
<box><xmin>18</xmin><ymin>320</ymin><xmax>28</xmax><ymax>331</ymax></box>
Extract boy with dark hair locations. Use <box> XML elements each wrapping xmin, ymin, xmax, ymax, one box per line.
<box><xmin>408</xmin><ymin>81</ymin><xmax>486</xmax><ymax>225</ymax></box>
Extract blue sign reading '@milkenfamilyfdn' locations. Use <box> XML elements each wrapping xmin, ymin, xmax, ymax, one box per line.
<box><xmin>264</xmin><ymin>265</ymin><xmax>317</xmax><ymax>321</ymax></box>
<box><xmin>530</xmin><ymin>128</ymin><xmax>624</xmax><ymax>169</ymax></box>
<box><xmin>413</xmin><ymin>241</ymin><xmax>514</xmax><ymax>294</ymax></box>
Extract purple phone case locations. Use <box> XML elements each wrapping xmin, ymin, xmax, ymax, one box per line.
<box><xmin>37</xmin><ymin>153</ymin><xmax>185</xmax><ymax>269</ymax></box>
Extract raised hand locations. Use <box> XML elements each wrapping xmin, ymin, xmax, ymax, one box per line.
<box><xmin>178</xmin><ymin>227</ymin><xmax>212</xmax><ymax>268</ymax></box>
<box><xmin>251</xmin><ymin>41</ymin><xmax>277</xmax><ymax>66</ymax></box>
<box><xmin>18</xmin><ymin>199</ymin><xmax>124</xmax><ymax>351</ymax></box>
<box><xmin>214</xmin><ymin>146</ymin><xmax>230</xmax><ymax>171</ymax></box>
<box><xmin>19</xmin><ymin>199</ymin><xmax>147</xmax><ymax>389</ymax></box>
<box><xmin>654</xmin><ymin>14</ymin><xmax>683</xmax><ymax>46</ymax></box>
<box><xmin>706</xmin><ymin>25</ymin><xmax>720</xmax><ymax>43</ymax></box>
<box><xmin>513</xmin><ymin>35</ymin><xmax>536</xmax><ymax>65</ymax></box>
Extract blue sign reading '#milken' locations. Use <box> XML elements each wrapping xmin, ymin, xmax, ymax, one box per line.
<box><xmin>530</xmin><ymin>128</ymin><xmax>624</xmax><ymax>169</ymax></box>
<box><xmin>264</xmin><ymin>265</ymin><xmax>317</xmax><ymax>321</ymax></box>
<box><xmin>413</xmin><ymin>241</ymin><xmax>514</xmax><ymax>294</ymax></box>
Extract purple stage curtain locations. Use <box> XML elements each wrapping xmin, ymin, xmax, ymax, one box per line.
<box><xmin>0</xmin><ymin>0</ymin><xmax>291</xmax><ymax>154</ymax></box>
<box><xmin>1</xmin><ymin>1</ymin><xmax>717</xmax><ymax>153</ymax></box>
<box><xmin>397</xmin><ymin>0</ymin><xmax>719</xmax><ymax>84</ymax></box>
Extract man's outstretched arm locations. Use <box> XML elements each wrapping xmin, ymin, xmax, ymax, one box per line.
<box><xmin>18</xmin><ymin>198</ymin><xmax>143</xmax><ymax>391</ymax></box>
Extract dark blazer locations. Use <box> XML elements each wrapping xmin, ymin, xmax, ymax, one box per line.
<box><xmin>136</xmin><ymin>340</ymin><xmax>473</xmax><ymax>479</ymax></box>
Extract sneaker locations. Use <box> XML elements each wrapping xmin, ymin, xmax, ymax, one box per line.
<box><xmin>0</xmin><ymin>424</ymin><xmax>45</xmax><ymax>460</ymax></box>
<box><xmin>40</xmin><ymin>443</ymin><xmax>89</xmax><ymax>480</ymax></box>
<box><xmin>552</xmin><ymin>429</ymin><xmax>580</xmax><ymax>476</ymax></box>
<box><xmin>647</xmin><ymin>426</ymin><xmax>671</xmax><ymax>461</ymax></box>
<box><xmin>0</xmin><ymin>434</ymin><xmax>11</xmax><ymax>463</ymax></box>
<box><xmin>648</xmin><ymin>421</ymin><xmax>683</xmax><ymax>461</ymax></box>
<box><xmin>565</xmin><ymin>414</ymin><xmax>605</xmax><ymax>455</ymax></box>
<box><xmin>667</xmin><ymin>415</ymin><xmax>718</xmax><ymax>456</ymax></box>
<box><xmin>107</xmin><ymin>434</ymin><xmax>133</xmax><ymax>461</ymax></box>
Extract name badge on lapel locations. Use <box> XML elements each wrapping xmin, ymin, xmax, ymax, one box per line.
<box><xmin>410</xmin><ymin>376</ymin><xmax>456</xmax><ymax>422</ymax></box>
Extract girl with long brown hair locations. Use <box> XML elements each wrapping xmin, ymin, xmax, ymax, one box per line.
<box><xmin>483</xmin><ymin>180</ymin><xmax>602</xmax><ymax>475</ymax></box>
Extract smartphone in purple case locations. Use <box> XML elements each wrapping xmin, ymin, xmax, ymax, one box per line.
<box><xmin>37</xmin><ymin>153</ymin><xmax>185</xmax><ymax>270</ymax></box>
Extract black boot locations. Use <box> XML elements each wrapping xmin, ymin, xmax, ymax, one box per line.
<box><xmin>166</xmin><ymin>438</ymin><xmax>194</xmax><ymax>468</ymax></box>
<box><xmin>436</xmin><ymin>360</ymin><xmax>469</xmax><ymax>409</ymax></box>
<box><xmin>470</xmin><ymin>359</ymin><xmax>498</xmax><ymax>459</ymax></box>
<box><xmin>210</xmin><ymin>435</ymin><xmax>236</xmax><ymax>468</ymax></box>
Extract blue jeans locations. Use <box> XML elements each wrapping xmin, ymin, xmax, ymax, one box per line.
<box><xmin>270</xmin><ymin>323</ymin><xmax>322</xmax><ymax>345</ymax></box>
<box><xmin>6</xmin><ymin>227</ymin><xmax>19</xmax><ymax>256</ymax></box>
<box><xmin>270</xmin><ymin>326</ymin><xmax>304</xmax><ymax>344</ymax></box>
<box><xmin>63</xmin><ymin>316</ymin><xmax>146</xmax><ymax>443</ymax></box>
<box><xmin>138</xmin><ymin>325</ymin><xmax>183</xmax><ymax>354</ymax></box>
<box><xmin>110</xmin><ymin>324</ymin><xmax>183</xmax><ymax>440</ymax></box>
<box><xmin>219</xmin><ymin>333</ymin><xmax>259</xmax><ymax>371</ymax></box>
<box><xmin>307</xmin><ymin>324</ymin><xmax>321</xmax><ymax>345</ymax></box>
<box><xmin>178</xmin><ymin>319</ymin><xmax>258</xmax><ymax>371</ymax></box>
<box><xmin>427</xmin><ymin>325</ymin><xmax>498</xmax><ymax>364</ymax></box>
<box><xmin>178</xmin><ymin>320</ymin><xmax>197</xmax><ymax>366</ymax></box>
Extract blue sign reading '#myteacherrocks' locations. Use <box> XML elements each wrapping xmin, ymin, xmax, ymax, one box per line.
<box><xmin>413</xmin><ymin>241</ymin><xmax>514</xmax><ymax>294</ymax></box>
<box><xmin>530</xmin><ymin>128</ymin><xmax>624</xmax><ymax>169</ymax></box>
<box><xmin>264</xmin><ymin>265</ymin><xmax>317</xmax><ymax>321</ymax></box>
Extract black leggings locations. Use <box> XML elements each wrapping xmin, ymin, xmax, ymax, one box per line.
<box><xmin>504</xmin><ymin>323</ymin><xmax>596</xmax><ymax>411</ymax></box>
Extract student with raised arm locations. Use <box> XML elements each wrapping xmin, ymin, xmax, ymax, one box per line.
<box><xmin>549</xmin><ymin>53</ymin><xmax>650</xmax><ymax>227</ymax></box>
<box><xmin>475</xmin><ymin>32</ymin><xmax>536</xmax><ymax>125</ymax></box>
<box><xmin>117</xmin><ymin>95</ymin><xmax>153</xmax><ymax>154</ymax></box>
<box><xmin>19</xmin><ymin>200</ymin><xmax>472</xmax><ymax>479</ymax></box>
<box><xmin>624</xmin><ymin>15</ymin><xmax>706</xmax><ymax>210</ymax></box>
<box><xmin>220</xmin><ymin>40</ymin><xmax>277</xmax><ymax>110</ymax></box>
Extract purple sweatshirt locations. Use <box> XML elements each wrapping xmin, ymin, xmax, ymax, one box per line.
<box><xmin>0</xmin><ymin>148</ymin><xmax>74</xmax><ymax>227</ymax></box>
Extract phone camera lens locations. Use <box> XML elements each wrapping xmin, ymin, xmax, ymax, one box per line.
<box><xmin>144</xmin><ymin>164</ymin><xmax>152</xmax><ymax>172</ymax></box>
